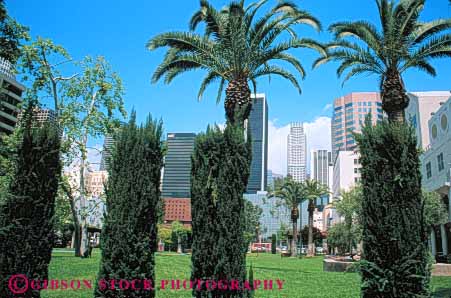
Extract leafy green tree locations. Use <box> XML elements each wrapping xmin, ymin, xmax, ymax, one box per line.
<box><xmin>0</xmin><ymin>0</ymin><xmax>29</xmax><ymax>64</ymax></box>
<box><xmin>356</xmin><ymin>121</ymin><xmax>430</xmax><ymax>297</ymax></box>
<box><xmin>244</xmin><ymin>198</ymin><xmax>263</xmax><ymax>246</ymax></box>
<box><xmin>333</xmin><ymin>186</ymin><xmax>363</xmax><ymax>254</ymax></box>
<box><xmin>94</xmin><ymin>113</ymin><xmax>163</xmax><ymax>298</ymax></box>
<box><xmin>148</xmin><ymin>0</ymin><xmax>324</xmax><ymax>126</ymax></box>
<box><xmin>20</xmin><ymin>41</ymin><xmax>126</xmax><ymax>256</ymax></box>
<box><xmin>0</xmin><ymin>104</ymin><xmax>61</xmax><ymax>298</ymax></box>
<box><xmin>300</xmin><ymin>226</ymin><xmax>324</xmax><ymax>248</ymax></box>
<box><xmin>327</xmin><ymin>222</ymin><xmax>360</xmax><ymax>256</ymax></box>
<box><xmin>269</xmin><ymin>176</ymin><xmax>306</xmax><ymax>257</ymax></box>
<box><xmin>303</xmin><ymin>179</ymin><xmax>329</xmax><ymax>257</ymax></box>
<box><xmin>422</xmin><ymin>190</ymin><xmax>449</xmax><ymax>229</ymax></box>
<box><xmin>315</xmin><ymin>0</ymin><xmax>451</xmax><ymax>123</ymax></box>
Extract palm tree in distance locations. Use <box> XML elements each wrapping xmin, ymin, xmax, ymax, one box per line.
<box><xmin>268</xmin><ymin>176</ymin><xmax>306</xmax><ymax>257</ymax></box>
<box><xmin>315</xmin><ymin>0</ymin><xmax>451</xmax><ymax>123</ymax></box>
<box><xmin>303</xmin><ymin>179</ymin><xmax>329</xmax><ymax>257</ymax></box>
<box><xmin>148</xmin><ymin>0</ymin><xmax>325</xmax><ymax>126</ymax></box>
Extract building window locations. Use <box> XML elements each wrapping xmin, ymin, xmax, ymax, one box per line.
<box><xmin>345</xmin><ymin>103</ymin><xmax>353</xmax><ymax>108</ymax></box>
<box><xmin>437</xmin><ymin>153</ymin><xmax>444</xmax><ymax>171</ymax></box>
<box><xmin>432</xmin><ymin>124</ymin><xmax>438</xmax><ymax>139</ymax></box>
<box><xmin>354</xmin><ymin>159</ymin><xmax>359</xmax><ymax>164</ymax></box>
<box><xmin>426</xmin><ymin>162</ymin><xmax>432</xmax><ymax>178</ymax></box>
<box><xmin>354</xmin><ymin>168</ymin><xmax>359</xmax><ymax>173</ymax></box>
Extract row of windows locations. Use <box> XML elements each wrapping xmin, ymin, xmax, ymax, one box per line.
<box><xmin>425</xmin><ymin>153</ymin><xmax>445</xmax><ymax>179</ymax></box>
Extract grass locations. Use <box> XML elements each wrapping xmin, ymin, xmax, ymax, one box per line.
<box><xmin>41</xmin><ymin>250</ymin><xmax>451</xmax><ymax>298</ymax></box>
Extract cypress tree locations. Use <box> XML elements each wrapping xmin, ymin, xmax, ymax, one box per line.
<box><xmin>191</xmin><ymin>125</ymin><xmax>250</xmax><ymax>298</ymax></box>
<box><xmin>191</xmin><ymin>126</ymin><xmax>222</xmax><ymax>298</ymax></box>
<box><xmin>271</xmin><ymin>234</ymin><xmax>277</xmax><ymax>254</ymax></box>
<box><xmin>355</xmin><ymin>121</ymin><xmax>430</xmax><ymax>298</ymax></box>
<box><xmin>94</xmin><ymin>113</ymin><xmax>163</xmax><ymax>298</ymax></box>
<box><xmin>215</xmin><ymin>125</ymin><xmax>250</xmax><ymax>298</ymax></box>
<box><xmin>0</xmin><ymin>107</ymin><xmax>61</xmax><ymax>298</ymax></box>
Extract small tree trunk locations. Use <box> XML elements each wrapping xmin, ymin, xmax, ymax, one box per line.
<box><xmin>307</xmin><ymin>200</ymin><xmax>315</xmax><ymax>257</ymax></box>
<box><xmin>292</xmin><ymin>220</ymin><xmax>298</xmax><ymax>257</ymax></box>
<box><xmin>177</xmin><ymin>235</ymin><xmax>182</xmax><ymax>254</ymax></box>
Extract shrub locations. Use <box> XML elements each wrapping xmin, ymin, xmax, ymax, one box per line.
<box><xmin>94</xmin><ymin>113</ymin><xmax>163</xmax><ymax>298</ymax></box>
<box><xmin>356</xmin><ymin>121</ymin><xmax>430</xmax><ymax>297</ymax></box>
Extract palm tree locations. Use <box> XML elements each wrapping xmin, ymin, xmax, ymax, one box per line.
<box><xmin>315</xmin><ymin>0</ymin><xmax>451</xmax><ymax>123</ymax></box>
<box><xmin>303</xmin><ymin>179</ymin><xmax>329</xmax><ymax>257</ymax></box>
<box><xmin>148</xmin><ymin>0</ymin><xmax>325</xmax><ymax>126</ymax></box>
<box><xmin>269</xmin><ymin>176</ymin><xmax>306</xmax><ymax>257</ymax></box>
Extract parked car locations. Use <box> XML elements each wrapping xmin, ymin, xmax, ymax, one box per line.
<box><xmin>316</xmin><ymin>247</ymin><xmax>324</xmax><ymax>254</ymax></box>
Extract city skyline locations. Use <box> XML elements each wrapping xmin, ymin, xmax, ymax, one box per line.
<box><xmin>8</xmin><ymin>0</ymin><xmax>451</xmax><ymax>140</ymax></box>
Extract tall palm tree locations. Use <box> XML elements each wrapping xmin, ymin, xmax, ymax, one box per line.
<box><xmin>315</xmin><ymin>0</ymin><xmax>451</xmax><ymax>123</ymax></box>
<box><xmin>269</xmin><ymin>176</ymin><xmax>306</xmax><ymax>257</ymax></box>
<box><xmin>303</xmin><ymin>179</ymin><xmax>329</xmax><ymax>257</ymax></box>
<box><xmin>148</xmin><ymin>0</ymin><xmax>325</xmax><ymax>126</ymax></box>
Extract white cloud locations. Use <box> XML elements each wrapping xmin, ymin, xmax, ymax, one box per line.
<box><xmin>268</xmin><ymin>117</ymin><xmax>331</xmax><ymax>176</ymax></box>
<box><xmin>323</xmin><ymin>103</ymin><xmax>333</xmax><ymax>111</ymax></box>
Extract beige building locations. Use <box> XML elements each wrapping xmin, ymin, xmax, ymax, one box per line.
<box><xmin>405</xmin><ymin>91</ymin><xmax>451</xmax><ymax>150</ymax></box>
<box><xmin>86</xmin><ymin>170</ymin><xmax>108</xmax><ymax>198</ymax></box>
<box><xmin>331</xmin><ymin>92</ymin><xmax>383</xmax><ymax>160</ymax></box>
<box><xmin>420</xmin><ymin>97</ymin><xmax>451</xmax><ymax>258</ymax></box>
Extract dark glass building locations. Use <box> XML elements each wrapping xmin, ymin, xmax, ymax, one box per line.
<box><xmin>246</xmin><ymin>93</ymin><xmax>268</xmax><ymax>194</ymax></box>
<box><xmin>162</xmin><ymin>133</ymin><xmax>196</xmax><ymax>198</ymax></box>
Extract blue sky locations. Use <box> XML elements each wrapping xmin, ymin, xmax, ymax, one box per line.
<box><xmin>7</xmin><ymin>0</ymin><xmax>451</xmax><ymax>173</ymax></box>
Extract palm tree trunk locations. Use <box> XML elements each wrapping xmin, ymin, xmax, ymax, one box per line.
<box><xmin>292</xmin><ymin>220</ymin><xmax>297</xmax><ymax>257</ymax></box>
<box><xmin>225</xmin><ymin>78</ymin><xmax>252</xmax><ymax>126</ymax></box>
<box><xmin>307</xmin><ymin>199</ymin><xmax>315</xmax><ymax>257</ymax></box>
<box><xmin>291</xmin><ymin>207</ymin><xmax>299</xmax><ymax>257</ymax></box>
<box><xmin>381</xmin><ymin>69</ymin><xmax>409</xmax><ymax>124</ymax></box>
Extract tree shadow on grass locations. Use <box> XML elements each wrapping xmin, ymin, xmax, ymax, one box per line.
<box><xmin>433</xmin><ymin>288</ymin><xmax>451</xmax><ymax>298</ymax></box>
<box><xmin>251</xmin><ymin>266</ymin><xmax>312</xmax><ymax>274</ymax></box>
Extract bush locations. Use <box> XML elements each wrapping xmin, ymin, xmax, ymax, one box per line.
<box><xmin>191</xmin><ymin>125</ymin><xmax>250</xmax><ymax>298</ymax></box>
<box><xmin>94</xmin><ymin>113</ymin><xmax>163</xmax><ymax>298</ymax></box>
<box><xmin>271</xmin><ymin>234</ymin><xmax>277</xmax><ymax>254</ymax></box>
<box><xmin>0</xmin><ymin>115</ymin><xmax>61</xmax><ymax>298</ymax></box>
<box><xmin>355</xmin><ymin>121</ymin><xmax>430</xmax><ymax>297</ymax></box>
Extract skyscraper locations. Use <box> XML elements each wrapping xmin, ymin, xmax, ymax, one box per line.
<box><xmin>0</xmin><ymin>57</ymin><xmax>24</xmax><ymax>134</ymax></box>
<box><xmin>311</xmin><ymin>150</ymin><xmax>332</xmax><ymax>187</ymax></box>
<box><xmin>246</xmin><ymin>93</ymin><xmax>268</xmax><ymax>194</ymax></box>
<box><xmin>287</xmin><ymin>122</ymin><xmax>307</xmax><ymax>182</ymax></box>
<box><xmin>162</xmin><ymin>132</ymin><xmax>196</xmax><ymax>198</ymax></box>
<box><xmin>331</xmin><ymin>92</ymin><xmax>383</xmax><ymax>159</ymax></box>
<box><xmin>100</xmin><ymin>135</ymin><xmax>114</xmax><ymax>171</ymax></box>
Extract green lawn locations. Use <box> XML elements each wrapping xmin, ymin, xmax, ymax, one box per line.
<box><xmin>42</xmin><ymin>249</ymin><xmax>451</xmax><ymax>298</ymax></box>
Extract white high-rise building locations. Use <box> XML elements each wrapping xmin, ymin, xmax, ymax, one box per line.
<box><xmin>287</xmin><ymin>122</ymin><xmax>307</xmax><ymax>182</ymax></box>
<box><xmin>311</xmin><ymin>150</ymin><xmax>333</xmax><ymax>189</ymax></box>
<box><xmin>287</xmin><ymin>122</ymin><xmax>307</xmax><ymax>228</ymax></box>
<box><xmin>332</xmin><ymin>150</ymin><xmax>361</xmax><ymax>199</ymax></box>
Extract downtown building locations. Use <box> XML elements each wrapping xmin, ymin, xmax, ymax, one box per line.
<box><xmin>405</xmin><ymin>91</ymin><xmax>451</xmax><ymax>258</ymax></box>
<box><xmin>287</xmin><ymin>122</ymin><xmax>307</xmax><ymax>182</ymax></box>
<box><xmin>331</xmin><ymin>92</ymin><xmax>383</xmax><ymax>198</ymax></box>
<box><xmin>246</xmin><ymin>93</ymin><xmax>268</xmax><ymax>194</ymax></box>
<box><xmin>161</xmin><ymin>132</ymin><xmax>196</xmax><ymax>227</ymax></box>
<box><xmin>100</xmin><ymin>135</ymin><xmax>114</xmax><ymax>171</ymax></box>
<box><xmin>310</xmin><ymin>149</ymin><xmax>333</xmax><ymax>232</ymax></box>
<box><xmin>0</xmin><ymin>57</ymin><xmax>24</xmax><ymax>134</ymax></box>
<box><xmin>287</xmin><ymin>122</ymin><xmax>308</xmax><ymax>227</ymax></box>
